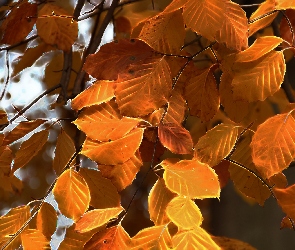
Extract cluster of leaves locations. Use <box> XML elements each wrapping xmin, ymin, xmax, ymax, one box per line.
<box><xmin>1</xmin><ymin>0</ymin><xmax>295</xmax><ymax>249</ymax></box>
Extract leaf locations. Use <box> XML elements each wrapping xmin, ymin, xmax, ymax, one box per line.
<box><xmin>98</xmin><ymin>152</ymin><xmax>143</xmax><ymax>191</ymax></box>
<box><xmin>274</xmin><ymin>184</ymin><xmax>295</xmax><ymax>222</ymax></box>
<box><xmin>83</xmin><ymin>39</ymin><xmax>155</xmax><ymax>81</ymax></box>
<box><xmin>75</xmin><ymin>207</ymin><xmax>124</xmax><ymax>233</ymax></box>
<box><xmin>36</xmin><ymin>202</ymin><xmax>58</xmax><ymax>240</ymax></box>
<box><xmin>0</xmin><ymin>205</ymin><xmax>30</xmax><ymax>249</ymax></box>
<box><xmin>36</xmin><ymin>3</ymin><xmax>78</xmax><ymax>51</ymax></box>
<box><xmin>79</xmin><ymin>168</ymin><xmax>120</xmax><ymax>209</ymax></box>
<box><xmin>138</xmin><ymin>9</ymin><xmax>185</xmax><ymax>53</ymax></box>
<box><xmin>74</xmin><ymin>101</ymin><xmax>141</xmax><ymax>142</ymax></box>
<box><xmin>172</xmin><ymin>227</ymin><xmax>220</xmax><ymax>250</ymax></box>
<box><xmin>161</xmin><ymin>159</ymin><xmax>220</xmax><ymax>199</ymax></box>
<box><xmin>251</xmin><ymin>110</ymin><xmax>295</xmax><ymax>178</ymax></box>
<box><xmin>12</xmin><ymin>130</ymin><xmax>49</xmax><ymax>173</ymax></box>
<box><xmin>131</xmin><ymin>225</ymin><xmax>172</xmax><ymax>249</ymax></box>
<box><xmin>3</xmin><ymin>119</ymin><xmax>45</xmax><ymax>145</ymax></box>
<box><xmin>184</xmin><ymin>65</ymin><xmax>219</xmax><ymax>122</ymax></box>
<box><xmin>158</xmin><ymin>122</ymin><xmax>193</xmax><ymax>154</ymax></box>
<box><xmin>280</xmin><ymin>216</ymin><xmax>294</xmax><ymax>230</ymax></box>
<box><xmin>81</xmin><ymin>128</ymin><xmax>144</xmax><ymax>165</ymax></box>
<box><xmin>0</xmin><ymin>109</ymin><xmax>7</xmax><ymax>125</ymax></box>
<box><xmin>0</xmin><ymin>146</ymin><xmax>13</xmax><ymax>174</ymax></box>
<box><xmin>276</xmin><ymin>0</ymin><xmax>295</xmax><ymax>10</ymax></box>
<box><xmin>280</xmin><ymin>9</ymin><xmax>295</xmax><ymax>46</ymax></box>
<box><xmin>212</xmin><ymin>160</ymin><xmax>230</xmax><ymax>189</ymax></box>
<box><xmin>1</xmin><ymin>2</ymin><xmax>37</xmax><ymax>45</ymax></box>
<box><xmin>84</xmin><ymin>225</ymin><xmax>131</xmax><ymax>250</ymax></box>
<box><xmin>53</xmin><ymin>128</ymin><xmax>75</xmax><ymax>175</ymax></box>
<box><xmin>194</xmin><ymin>124</ymin><xmax>241</xmax><ymax>167</ymax></box>
<box><xmin>164</xmin><ymin>90</ymin><xmax>187</xmax><ymax>124</ymax></box>
<box><xmin>115</xmin><ymin>57</ymin><xmax>172</xmax><ymax>117</ymax></box>
<box><xmin>166</xmin><ymin>196</ymin><xmax>203</xmax><ymax>229</ymax></box>
<box><xmin>53</xmin><ymin>169</ymin><xmax>90</xmax><ymax>221</ymax></box>
<box><xmin>0</xmin><ymin>175</ymin><xmax>23</xmax><ymax>201</ymax></box>
<box><xmin>71</xmin><ymin>81</ymin><xmax>115</xmax><ymax>110</ymax></box>
<box><xmin>148</xmin><ymin>178</ymin><xmax>177</xmax><ymax>225</ymax></box>
<box><xmin>21</xmin><ymin>229</ymin><xmax>50</xmax><ymax>250</ymax></box>
<box><xmin>212</xmin><ymin>236</ymin><xmax>256</xmax><ymax>250</ymax></box>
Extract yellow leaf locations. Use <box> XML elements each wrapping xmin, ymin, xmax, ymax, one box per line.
<box><xmin>82</xmin><ymin>128</ymin><xmax>144</xmax><ymax>165</ymax></box>
<box><xmin>12</xmin><ymin>130</ymin><xmax>49</xmax><ymax>173</ymax></box>
<box><xmin>71</xmin><ymin>81</ymin><xmax>115</xmax><ymax>110</ymax></box>
<box><xmin>53</xmin><ymin>169</ymin><xmax>90</xmax><ymax>221</ymax></box>
<box><xmin>131</xmin><ymin>225</ymin><xmax>172</xmax><ymax>249</ymax></box>
<box><xmin>194</xmin><ymin>124</ymin><xmax>241</xmax><ymax>167</ymax></box>
<box><xmin>148</xmin><ymin>178</ymin><xmax>176</xmax><ymax>225</ymax></box>
<box><xmin>21</xmin><ymin>229</ymin><xmax>50</xmax><ymax>250</ymax></box>
<box><xmin>75</xmin><ymin>207</ymin><xmax>124</xmax><ymax>233</ymax></box>
<box><xmin>251</xmin><ymin>110</ymin><xmax>295</xmax><ymax>178</ymax></box>
<box><xmin>36</xmin><ymin>202</ymin><xmax>57</xmax><ymax>240</ymax></box>
<box><xmin>79</xmin><ymin>168</ymin><xmax>120</xmax><ymax>209</ymax></box>
<box><xmin>36</xmin><ymin>3</ymin><xmax>78</xmax><ymax>51</ymax></box>
<box><xmin>166</xmin><ymin>196</ymin><xmax>203</xmax><ymax>229</ymax></box>
<box><xmin>276</xmin><ymin>0</ymin><xmax>295</xmax><ymax>10</ymax></box>
<box><xmin>161</xmin><ymin>159</ymin><xmax>220</xmax><ymax>199</ymax></box>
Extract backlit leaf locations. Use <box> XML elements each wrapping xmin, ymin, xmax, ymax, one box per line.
<box><xmin>172</xmin><ymin>227</ymin><xmax>220</xmax><ymax>250</ymax></box>
<box><xmin>158</xmin><ymin>122</ymin><xmax>193</xmax><ymax>154</ymax></box>
<box><xmin>131</xmin><ymin>225</ymin><xmax>172</xmax><ymax>249</ymax></box>
<box><xmin>81</xmin><ymin>128</ymin><xmax>144</xmax><ymax>165</ymax></box>
<box><xmin>251</xmin><ymin>110</ymin><xmax>295</xmax><ymax>178</ymax></box>
<box><xmin>164</xmin><ymin>90</ymin><xmax>187</xmax><ymax>124</ymax></box>
<box><xmin>36</xmin><ymin>3</ymin><xmax>78</xmax><ymax>51</ymax></box>
<box><xmin>116</xmin><ymin>57</ymin><xmax>172</xmax><ymax>117</ymax></box>
<box><xmin>84</xmin><ymin>225</ymin><xmax>130</xmax><ymax>250</ymax></box>
<box><xmin>0</xmin><ymin>146</ymin><xmax>13</xmax><ymax>174</ymax></box>
<box><xmin>0</xmin><ymin>174</ymin><xmax>23</xmax><ymax>201</ymax></box>
<box><xmin>148</xmin><ymin>178</ymin><xmax>177</xmax><ymax>225</ymax></box>
<box><xmin>274</xmin><ymin>184</ymin><xmax>295</xmax><ymax>222</ymax></box>
<box><xmin>161</xmin><ymin>159</ymin><xmax>220</xmax><ymax>199</ymax></box>
<box><xmin>212</xmin><ymin>236</ymin><xmax>256</xmax><ymax>250</ymax></box>
<box><xmin>138</xmin><ymin>9</ymin><xmax>185</xmax><ymax>53</ymax></box>
<box><xmin>276</xmin><ymin>0</ymin><xmax>295</xmax><ymax>10</ymax></box>
<box><xmin>79</xmin><ymin>168</ymin><xmax>120</xmax><ymax>209</ymax></box>
<box><xmin>75</xmin><ymin>207</ymin><xmax>124</xmax><ymax>233</ymax></box>
<box><xmin>53</xmin><ymin>169</ymin><xmax>90</xmax><ymax>221</ymax></box>
<box><xmin>184</xmin><ymin>65</ymin><xmax>219</xmax><ymax>122</ymax></box>
<box><xmin>12</xmin><ymin>130</ymin><xmax>49</xmax><ymax>173</ymax></box>
<box><xmin>194</xmin><ymin>124</ymin><xmax>241</xmax><ymax>167</ymax></box>
<box><xmin>98</xmin><ymin>152</ymin><xmax>143</xmax><ymax>191</ymax></box>
<box><xmin>36</xmin><ymin>202</ymin><xmax>58</xmax><ymax>240</ymax></box>
<box><xmin>53</xmin><ymin>128</ymin><xmax>75</xmax><ymax>175</ymax></box>
<box><xmin>74</xmin><ymin>101</ymin><xmax>141</xmax><ymax>142</ymax></box>
<box><xmin>21</xmin><ymin>229</ymin><xmax>50</xmax><ymax>250</ymax></box>
<box><xmin>280</xmin><ymin>216</ymin><xmax>294</xmax><ymax>230</ymax></box>
<box><xmin>3</xmin><ymin>119</ymin><xmax>45</xmax><ymax>145</ymax></box>
<box><xmin>166</xmin><ymin>196</ymin><xmax>203</xmax><ymax>229</ymax></box>
<box><xmin>71</xmin><ymin>81</ymin><xmax>115</xmax><ymax>110</ymax></box>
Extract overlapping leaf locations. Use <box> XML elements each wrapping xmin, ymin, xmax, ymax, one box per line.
<box><xmin>161</xmin><ymin>159</ymin><xmax>220</xmax><ymax>199</ymax></box>
<box><xmin>164</xmin><ymin>90</ymin><xmax>187</xmax><ymax>124</ymax></box>
<box><xmin>274</xmin><ymin>184</ymin><xmax>295</xmax><ymax>222</ymax></box>
<box><xmin>21</xmin><ymin>229</ymin><xmax>50</xmax><ymax>250</ymax></box>
<box><xmin>53</xmin><ymin>169</ymin><xmax>90</xmax><ymax>221</ymax></box>
<box><xmin>251</xmin><ymin>110</ymin><xmax>295</xmax><ymax>178</ymax></box>
<box><xmin>82</xmin><ymin>128</ymin><xmax>144</xmax><ymax>165</ymax></box>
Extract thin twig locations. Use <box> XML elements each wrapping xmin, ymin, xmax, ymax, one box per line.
<box><xmin>0</xmin><ymin>35</ymin><xmax>38</xmax><ymax>52</ymax></box>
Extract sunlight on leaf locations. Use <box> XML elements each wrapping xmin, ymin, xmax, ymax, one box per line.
<box><xmin>274</xmin><ymin>184</ymin><xmax>295</xmax><ymax>222</ymax></box>
<box><xmin>164</xmin><ymin>90</ymin><xmax>187</xmax><ymax>124</ymax></box>
<box><xmin>36</xmin><ymin>202</ymin><xmax>57</xmax><ymax>240</ymax></box>
<box><xmin>21</xmin><ymin>229</ymin><xmax>50</xmax><ymax>250</ymax></box>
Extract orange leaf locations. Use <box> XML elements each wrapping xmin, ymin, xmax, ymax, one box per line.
<box><xmin>83</xmin><ymin>39</ymin><xmax>155</xmax><ymax>80</ymax></box>
<box><xmin>98</xmin><ymin>151</ymin><xmax>143</xmax><ymax>191</ymax></box>
<box><xmin>172</xmin><ymin>227</ymin><xmax>220</xmax><ymax>250</ymax></box>
<box><xmin>115</xmin><ymin>57</ymin><xmax>172</xmax><ymax>117</ymax></box>
<box><xmin>0</xmin><ymin>146</ymin><xmax>13</xmax><ymax>174</ymax></box>
<box><xmin>148</xmin><ymin>178</ymin><xmax>177</xmax><ymax>225</ymax></box>
<box><xmin>71</xmin><ymin>81</ymin><xmax>115</xmax><ymax>110</ymax></box>
<box><xmin>212</xmin><ymin>236</ymin><xmax>256</xmax><ymax>250</ymax></box>
<box><xmin>0</xmin><ymin>109</ymin><xmax>7</xmax><ymax>125</ymax></box>
<box><xmin>12</xmin><ymin>130</ymin><xmax>49</xmax><ymax>173</ymax></box>
<box><xmin>53</xmin><ymin>169</ymin><xmax>90</xmax><ymax>221</ymax></box>
<box><xmin>274</xmin><ymin>184</ymin><xmax>295</xmax><ymax>222</ymax></box>
<box><xmin>36</xmin><ymin>202</ymin><xmax>58</xmax><ymax>240</ymax></box>
<box><xmin>166</xmin><ymin>196</ymin><xmax>203</xmax><ymax>229</ymax></box>
<box><xmin>158</xmin><ymin>122</ymin><xmax>193</xmax><ymax>155</ymax></box>
<box><xmin>251</xmin><ymin>110</ymin><xmax>295</xmax><ymax>178</ymax></box>
<box><xmin>21</xmin><ymin>229</ymin><xmax>50</xmax><ymax>250</ymax></box>
<box><xmin>164</xmin><ymin>90</ymin><xmax>187</xmax><ymax>124</ymax></box>
<box><xmin>194</xmin><ymin>124</ymin><xmax>241</xmax><ymax>167</ymax></box>
<box><xmin>81</xmin><ymin>128</ymin><xmax>144</xmax><ymax>165</ymax></box>
<box><xmin>184</xmin><ymin>65</ymin><xmax>219</xmax><ymax>122</ymax></box>
<box><xmin>75</xmin><ymin>207</ymin><xmax>124</xmax><ymax>233</ymax></box>
<box><xmin>1</xmin><ymin>2</ymin><xmax>37</xmax><ymax>45</ymax></box>
<box><xmin>74</xmin><ymin>101</ymin><xmax>141</xmax><ymax>142</ymax></box>
<box><xmin>212</xmin><ymin>160</ymin><xmax>230</xmax><ymax>189</ymax></box>
<box><xmin>131</xmin><ymin>225</ymin><xmax>172</xmax><ymax>249</ymax></box>
<box><xmin>161</xmin><ymin>159</ymin><xmax>220</xmax><ymax>199</ymax></box>
<box><xmin>3</xmin><ymin>119</ymin><xmax>45</xmax><ymax>145</ymax></box>
<box><xmin>79</xmin><ymin>168</ymin><xmax>120</xmax><ymax>209</ymax></box>
<box><xmin>280</xmin><ymin>9</ymin><xmax>295</xmax><ymax>46</ymax></box>
<box><xmin>53</xmin><ymin>128</ymin><xmax>75</xmax><ymax>175</ymax></box>
<box><xmin>138</xmin><ymin>9</ymin><xmax>185</xmax><ymax>53</ymax></box>
<box><xmin>280</xmin><ymin>216</ymin><xmax>294</xmax><ymax>230</ymax></box>
<box><xmin>36</xmin><ymin>3</ymin><xmax>78</xmax><ymax>51</ymax></box>
<box><xmin>276</xmin><ymin>0</ymin><xmax>295</xmax><ymax>10</ymax></box>
<box><xmin>84</xmin><ymin>225</ymin><xmax>130</xmax><ymax>250</ymax></box>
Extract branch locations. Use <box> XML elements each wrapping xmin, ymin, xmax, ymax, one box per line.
<box><xmin>0</xmin><ymin>35</ymin><xmax>38</xmax><ymax>52</ymax></box>
<box><xmin>0</xmin><ymin>50</ymin><xmax>9</xmax><ymax>100</ymax></box>
<box><xmin>73</xmin><ymin>0</ymin><xmax>85</xmax><ymax>20</ymax></box>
